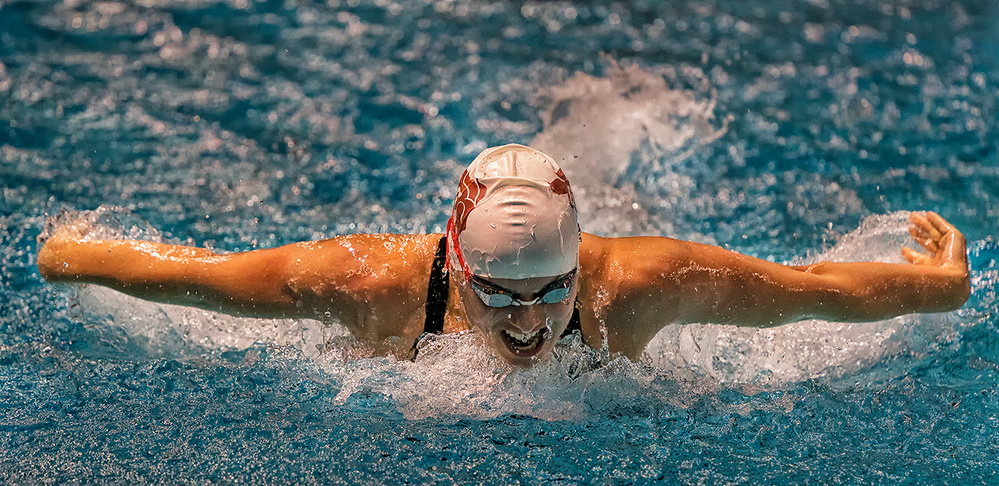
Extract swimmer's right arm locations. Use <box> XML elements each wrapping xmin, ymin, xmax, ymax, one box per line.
<box><xmin>40</xmin><ymin>233</ymin><xmax>434</xmax><ymax>318</ymax></box>
<box><xmin>37</xmin><ymin>236</ymin><xmax>320</xmax><ymax>318</ymax></box>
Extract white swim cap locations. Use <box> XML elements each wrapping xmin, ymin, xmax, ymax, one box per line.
<box><xmin>447</xmin><ymin>144</ymin><xmax>580</xmax><ymax>279</ymax></box>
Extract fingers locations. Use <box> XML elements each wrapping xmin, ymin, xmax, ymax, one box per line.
<box><xmin>930</xmin><ymin>214</ymin><xmax>968</xmax><ymax>268</ymax></box>
<box><xmin>908</xmin><ymin>213</ymin><xmax>941</xmax><ymax>254</ymax></box>
<box><xmin>925</xmin><ymin>211</ymin><xmax>957</xmax><ymax>236</ymax></box>
<box><xmin>927</xmin><ymin>211</ymin><xmax>967</xmax><ymax>251</ymax></box>
<box><xmin>909</xmin><ymin>211</ymin><xmax>960</xmax><ymax>253</ymax></box>
<box><xmin>908</xmin><ymin>232</ymin><xmax>940</xmax><ymax>255</ymax></box>
<box><xmin>905</xmin><ymin>211</ymin><xmax>969</xmax><ymax>269</ymax></box>
<box><xmin>909</xmin><ymin>212</ymin><xmax>942</xmax><ymax>238</ymax></box>
<box><xmin>901</xmin><ymin>246</ymin><xmax>931</xmax><ymax>265</ymax></box>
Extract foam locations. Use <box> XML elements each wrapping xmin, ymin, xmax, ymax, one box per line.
<box><xmin>531</xmin><ymin>61</ymin><xmax>728</xmax><ymax>238</ymax></box>
<box><xmin>308</xmin><ymin>332</ymin><xmax>667</xmax><ymax>421</ymax></box>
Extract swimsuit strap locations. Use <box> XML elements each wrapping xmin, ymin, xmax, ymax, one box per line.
<box><xmin>423</xmin><ymin>235</ymin><xmax>450</xmax><ymax>335</ymax></box>
<box><xmin>560</xmin><ymin>298</ymin><xmax>583</xmax><ymax>340</ymax></box>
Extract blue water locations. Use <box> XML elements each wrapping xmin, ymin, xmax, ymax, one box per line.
<box><xmin>3</xmin><ymin>0</ymin><xmax>999</xmax><ymax>483</ymax></box>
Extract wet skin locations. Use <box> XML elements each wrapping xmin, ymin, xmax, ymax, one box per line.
<box><xmin>38</xmin><ymin>212</ymin><xmax>971</xmax><ymax>367</ymax></box>
<box><xmin>454</xmin><ymin>272</ymin><xmax>578</xmax><ymax>368</ymax></box>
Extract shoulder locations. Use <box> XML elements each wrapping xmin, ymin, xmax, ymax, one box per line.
<box><xmin>302</xmin><ymin>233</ymin><xmax>441</xmax><ymax>261</ymax></box>
<box><xmin>278</xmin><ymin>233</ymin><xmax>443</xmax><ymax>312</ymax></box>
<box><xmin>579</xmin><ymin>233</ymin><xmax>693</xmax><ymax>286</ymax></box>
<box><xmin>288</xmin><ymin>233</ymin><xmax>442</xmax><ymax>286</ymax></box>
<box><xmin>576</xmin><ymin>233</ymin><xmax>700</xmax><ymax>357</ymax></box>
<box><xmin>282</xmin><ymin>233</ymin><xmax>445</xmax><ymax>344</ymax></box>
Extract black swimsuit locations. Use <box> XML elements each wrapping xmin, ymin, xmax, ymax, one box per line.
<box><xmin>422</xmin><ymin>236</ymin><xmax>450</xmax><ymax>335</ymax></box>
<box><xmin>420</xmin><ymin>236</ymin><xmax>582</xmax><ymax>340</ymax></box>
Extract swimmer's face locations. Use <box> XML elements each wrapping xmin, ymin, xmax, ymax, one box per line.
<box><xmin>458</xmin><ymin>270</ymin><xmax>578</xmax><ymax>368</ymax></box>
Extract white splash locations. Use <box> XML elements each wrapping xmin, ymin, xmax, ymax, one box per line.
<box><xmin>71</xmin><ymin>285</ymin><xmax>331</xmax><ymax>358</ymax></box>
<box><xmin>531</xmin><ymin>61</ymin><xmax>728</xmax><ymax>236</ymax></box>
<box><xmin>309</xmin><ymin>332</ymin><xmax>661</xmax><ymax>421</ymax></box>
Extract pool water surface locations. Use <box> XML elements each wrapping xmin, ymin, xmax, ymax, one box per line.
<box><xmin>2</xmin><ymin>0</ymin><xmax>999</xmax><ymax>483</ymax></box>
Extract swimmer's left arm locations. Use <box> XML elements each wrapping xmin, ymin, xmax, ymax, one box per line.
<box><xmin>785</xmin><ymin>211</ymin><xmax>971</xmax><ymax>320</ymax></box>
<box><xmin>681</xmin><ymin>211</ymin><xmax>969</xmax><ymax>327</ymax></box>
<box><xmin>595</xmin><ymin>212</ymin><xmax>970</xmax><ymax>356</ymax></box>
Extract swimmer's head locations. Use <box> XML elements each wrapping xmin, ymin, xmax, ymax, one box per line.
<box><xmin>446</xmin><ymin>144</ymin><xmax>581</xmax><ymax>367</ymax></box>
<box><xmin>447</xmin><ymin>144</ymin><xmax>580</xmax><ymax>280</ymax></box>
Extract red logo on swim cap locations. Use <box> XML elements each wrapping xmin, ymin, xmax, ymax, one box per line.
<box><xmin>549</xmin><ymin>168</ymin><xmax>576</xmax><ymax>210</ymax></box>
<box><xmin>447</xmin><ymin>169</ymin><xmax>488</xmax><ymax>277</ymax></box>
<box><xmin>451</xmin><ymin>170</ymin><xmax>488</xmax><ymax>237</ymax></box>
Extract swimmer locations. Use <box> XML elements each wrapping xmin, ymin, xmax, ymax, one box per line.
<box><xmin>37</xmin><ymin>144</ymin><xmax>971</xmax><ymax>367</ymax></box>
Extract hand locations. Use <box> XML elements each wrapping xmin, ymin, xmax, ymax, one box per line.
<box><xmin>902</xmin><ymin>211</ymin><xmax>968</xmax><ymax>271</ymax></box>
<box><xmin>37</xmin><ymin>233</ymin><xmax>75</xmax><ymax>281</ymax></box>
<box><xmin>37</xmin><ymin>215</ymin><xmax>90</xmax><ymax>281</ymax></box>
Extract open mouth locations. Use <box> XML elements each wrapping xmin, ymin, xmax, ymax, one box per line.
<box><xmin>499</xmin><ymin>328</ymin><xmax>550</xmax><ymax>357</ymax></box>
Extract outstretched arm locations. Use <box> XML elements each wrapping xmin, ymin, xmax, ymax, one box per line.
<box><xmin>38</xmin><ymin>236</ymin><xmax>314</xmax><ymax>318</ymax></box>
<box><xmin>589</xmin><ymin>212</ymin><xmax>970</xmax><ymax>357</ymax></box>
<box><xmin>37</xmin><ymin>232</ymin><xmax>440</xmax><ymax>325</ymax></box>
<box><xmin>785</xmin><ymin>211</ymin><xmax>970</xmax><ymax>322</ymax></box>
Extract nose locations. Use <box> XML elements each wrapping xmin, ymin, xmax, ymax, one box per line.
<box><xmin>507</xmin><ymin>305</ymin><xmax>549</xmax><ymax>334</ymax></box>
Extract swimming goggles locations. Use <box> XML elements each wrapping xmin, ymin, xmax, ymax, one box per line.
<box><xmin>469</xmin><ymin>268</ymin><xmax>577</xmax><ymax>307</ymax></box>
